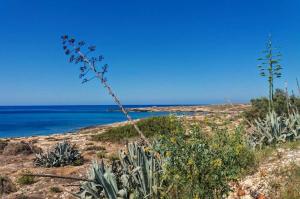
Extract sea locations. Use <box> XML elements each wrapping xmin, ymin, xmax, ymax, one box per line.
<box><xmin>0</xmin><ymin>105</ymin><xmax>176</xmax><ymax>138</ymax></box>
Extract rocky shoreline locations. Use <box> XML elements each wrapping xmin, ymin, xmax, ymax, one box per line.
<box><xmin>0</xmin><ymin>104</ymin><xmax>250</xmax><ymax>198</ymax></box>
<box><xmin>127</xmin><ymin>103</ymin><xmax>250</xmax><ymax>113</ymax></box>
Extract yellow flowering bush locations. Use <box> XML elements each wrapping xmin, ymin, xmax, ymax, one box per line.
<box><xmin>155</xmin><ymin>121</ymin><xmax>255</xmax><ymax>199</ymax></box>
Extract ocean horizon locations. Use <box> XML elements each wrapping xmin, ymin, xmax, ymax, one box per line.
<box><xmin>0</xmin><ymin>105</ymin><xmax>190</xmax><ymax>138</ymax></box>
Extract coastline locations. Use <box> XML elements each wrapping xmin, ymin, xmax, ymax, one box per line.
<box><xmin>0</xmin><ymin>103</ymin><xmax>249</xmax><ymax>141</ymax></box>
<box><xmin>0</xmin><ymin>104</ymin><xmax>248</xmax><ymax>199</ymax></box>
<box><xmin>127</xmin><ymin>103</ymin><xmax>249</xmax><ymax>113</ymax></box>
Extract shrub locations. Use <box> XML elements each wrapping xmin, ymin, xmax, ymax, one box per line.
<box><xmin>34</xmin><ymin>141</ymin><xmax>83</xmax><ymax>167</ymax></box>
<box><xmin>2</xmin><ymin>141</ymin><xmax>41</xmax><ymax>156</ymax></box>
<box><xmin>155</xmin><ymin>124</ymin><xmax>255</xmax><ymax>199</ymax></box>
<box><xmin>91</xmin><ymin>116</ymin><xmax>178</xmax><ymax>143</ymax></box>
<box><xmin>0</xmin><ymin>140</ymin><xmax>8</xmax><ymax>153</ymax></box>
<box><xmin>96</xmin><ymin>151</ymin><xmax>106</xmax><ymax>159</ymax></box>
<box><xmin>0</xmin><ymin>175</ymin><xmax>16</xmax><ymax>195</ymax></box>
<box><xmin>244</xmin><ymin>89</ymin><xmax>300</xmax><ymax>122</ymax></box>
<box><xmin>85</xmin><ymin>145</ymin><xmax>106</xmax><ymax>151</ymax></box>
<box><xmin>106</xmin><ymin>153</ymin><xmax>119</xmax><ymax>162</ymax></box>
<box><xmin>50</xmin><ymin>186</ymin><xmax>62</xmax><ymax>193</ymax></box>
<box><xmin>17</xmin><ymin>171</ymin><xmax>35</xmax><ymax>185</ymax></box>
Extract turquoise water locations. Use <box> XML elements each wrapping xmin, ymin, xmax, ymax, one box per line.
<box><xmin>0</xmin><ymin>105</ymin><xmax>172</xmax><ymax>138</ymax></box>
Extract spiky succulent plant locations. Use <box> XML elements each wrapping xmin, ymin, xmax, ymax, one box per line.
<box><xmin>34</xmin><ymin>140</ymin><xmax>83</xmax><ymax>167</ymax></box>
<box><xmin>77</xmin><ymin>142</ymin><xmax>162</xmax><ymax>199</ymax></box>
<box><xmin>250</xmin><ymin>111</ymin><xmax>300</xmax><ymax>148</ymax></box>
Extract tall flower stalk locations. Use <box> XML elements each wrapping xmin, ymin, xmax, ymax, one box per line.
<box><xmin>61</xmin><ymin>35</ymin><xmax>149</xmax><ymax>144</ymax></box>
<box><xmin>258</xmin><ymin>35</ymin><xmax>282</xmax><ymax>111</ymax></box>
<box><xmin>297</xmin><ymin>78</ymin><xmax>300</xmax><ymax>96</ymax></box>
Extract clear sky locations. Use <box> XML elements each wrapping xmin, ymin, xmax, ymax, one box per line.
<box><xmin>0</xmin><ymin>0</ymin><xmax>299</xmax><ymax>105</ymax></box>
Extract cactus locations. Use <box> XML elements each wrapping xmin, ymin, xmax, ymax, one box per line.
<box><xmin>77</xmin><ymin>142</ymin><xmax>162</xmax><ymax>199</ymax></box>
<box><xmin>34</xmin><ymin>140</ymin><xmax>83</xmax><ymax>167</ymax></box>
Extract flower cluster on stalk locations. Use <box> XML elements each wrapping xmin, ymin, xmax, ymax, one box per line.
<box><xmin>61</xmin><ymin>35</ymin><xmax>108</xmax><ymax>84</ymax></box>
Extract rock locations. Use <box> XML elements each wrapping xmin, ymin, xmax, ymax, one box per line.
<box><xmin>0</xmin><ymin>175</ymin><xmax>17</xmax><ymax>195</ymax></box>
<box><xmin>240</xmin><ymin>195</ymin><xmax>253</xmax><ymax>199</ymax></box>
<box><xmin>2</xmin><ymin>141</ymin><xmax>42</xmax><ymax>156</ymax></box>
<box><xmin>237</xmin><ymin>187</ymin><xmax>246</xmax><ymax>196</ymax></box>
<box><xmin>256</xmin><ymin>193</ymin><xmax>266</xmax><ymax>199</ymax></box>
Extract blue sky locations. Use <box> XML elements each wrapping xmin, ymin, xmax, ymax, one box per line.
<box><xmin>0</xmin><ymin>0</ymin><xmax>299</xmax><ymax>105</ymax></box>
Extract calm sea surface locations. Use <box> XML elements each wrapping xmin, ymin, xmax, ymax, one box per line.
<box><xmin>0</xmin><ymin>105</ymin><xmax>174</xmax><ymax>138</ymax></box>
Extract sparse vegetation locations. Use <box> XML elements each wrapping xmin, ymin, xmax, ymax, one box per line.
<box><xmin>96</xmin><ymin>151</ymin><xmax>106</xmax><ymax>159</ymax></box>
<box><xmin>85</xmin><ymin>145</ymin><xmax>106</xmax><ymax>151</ymax></box>
<box><xmin>106</xmin><ymin>153</ymin><xmax>119</xmax><ymax>162</ymax></box>
<box><xmin>0</xmin><ymin>140</ymin><xmax>8</xmax><ymax>153</ymax></box>
<box><xmin>91</xmin><ymin>116</ymin><xmax>178</xmax><ymax>143</ymax></box>
<box><xmin>50</xmin><ymin>186</ymin><xmax>62</xmax><ymax>193</ymax></box>
<box><xmin>34</xmin><ymin>140</ymin><xmax>83</xmax><ymax>167</ymax></box>
<box><xmin>0</xmin><ymin>175</ymin><xmax>16</xmax><ymax>195</ymax></box>
<box><xmin>15</xmin><ymin>194</ymin><xmax>30</xmax><ymax>199</ymax></box>
<box><xmin>17</xmin><ymin>171</ymin><xmax>35</xmax><ymax>185</ymax></box>
<box><xmin>269</xmin><ymin>163</ymin><xmax>300</xmax><ymax>199</ymax></box>
<box><xmin>2</xmin><ymin>141</ymin><xmax>41</xmax><ymax>156</ymax></box>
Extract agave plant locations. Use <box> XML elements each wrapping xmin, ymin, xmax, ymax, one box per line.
<box><xmin>78</xmin><ymin>161</ymin><xmax>128</xmax><ymax>199</ymax></box>
<box><xmin>77</xmin><ymin>142</ymin><xmax>162</xmax><ymax>199</ymax></box>
<box><xmin>250</xmin><ymin>111</ymin><xmax>300</xmax><ymax>148</ymax></box>
<box><xmin>34</xmin><ymin>140</ymin><xmax>83</xmax><ymax>167</ymax></box>
<box><xmin>285</xmin><ymin>110</ymin><xmax>300</xmax><ymax>140</ymax></box>
<box><xmin>250</xmin><ymin>111</ymin><xmax>286</xmax><ymax>148</ymax></box>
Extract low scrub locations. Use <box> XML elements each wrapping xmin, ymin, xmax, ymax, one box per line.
<box><xmin>85</xmin><ymin>145</ymin><xmax>106</xmax><ymax>151</ymax></box>
<box><xmin>49</xmin><ymin>186</ymin><xmax>62</xmax><ymax>193</ymax></box>
<box><xmin>34</xmin><ymin>140</ymin><xmax>83</xmax><ymax>167</ymax></box>
<box><xmin>91</xmin><ymin>116</ymin><xmax>178</xmax><ymax>143</ymax></box>
<box><xmin>2</xmin><ymin>141</ymin><xmax>41</xmax><ymax>156</ymax></box>
<box><xmin>0</xmin><ymin>140</ymin><xmax>8</xmax><ymax>153</ymax></box>
<box><xmin>17</xmin><ymin>171</ymin><xmax>35</xmax><ymax>185</ymax></box>
<box><xmin>269</xmin><ymin>163</ymin><xmax>300</xmax><ymax>199</ymax></box>
<box><xmin>244</xmin><ymin>89</ymin><xmax>300</xmax><ymax>122</ymax></box>
<box><xmin>0</xmin><ymin>175</ymin><xmax>16</xmax><ymax>195</ymax></box>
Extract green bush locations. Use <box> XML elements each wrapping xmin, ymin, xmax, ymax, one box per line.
<box><xmin>91</xmin><ymin>116</ymin><xmax>178</xmax><ymax>143</ymax></box>
<box><xmin>49</xmin><ymin>186</ymin><xmax>62</xmax><ymax>193</ymax></box>
<box><xmin>17</xmin><ymin>171</ymin><xmax>35</xmax><ymax>185</ymax></box>
<box><xmin>244</xmin><ymin>89</ymin><xmax>300</xmax><ymax>122</ymax></box>
<box><xmin>96</xmin><ymin>151</ymin><xmax>106</xmax><ymax>159</ymax></box>
<box><xmin>155</xmin><ymin>124</ymin><xmax>255</xmax><ymax>199</ymax></box>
